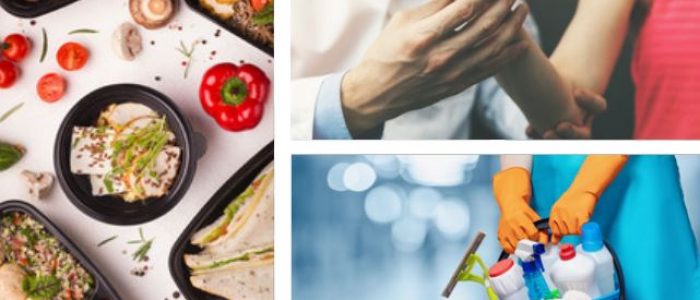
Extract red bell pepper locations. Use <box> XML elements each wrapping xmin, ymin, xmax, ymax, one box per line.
<box><xmin>199</xmin><ymin>63</ymin><xmax>271</xmax><ymax>132</ymax></box>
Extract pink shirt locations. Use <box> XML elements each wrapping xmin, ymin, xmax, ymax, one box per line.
<box><xmin>632</xmin><ymin>0</ymin><xmax>700</xmax><ymax>139</ymax></box>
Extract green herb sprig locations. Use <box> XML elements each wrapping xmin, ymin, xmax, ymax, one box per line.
<box><xmin>0</xmin><ymin>102</ymin><xmax>23</xmax><ymax>124</ymax></box>
<box><xmin>69</xmin><ymin>28</ymin><xmax>99</xmax><ymax>35</ymax></box>
<box><xmin>128</xmin><ymin>228</ymin><xmax>153</xmax><ymax>262</ymax></box>
<box><xmin>176</xmin><ymin>40</ymin><xmax>198</xmax><ymax>79</ymax></box>
<box><xmin>40</xmin><ymin>28</ymin><xmax>48</xmax><ymax>63</ymax></box>
<box><xmin>22</xmin><ymin>274</ymin><xmax>61</xmax><ymax>300</ymax></box>
<box><xmin>97</xmin><ymin>235</ymin><xmax>118</xmax><ymax>247</ymax></box>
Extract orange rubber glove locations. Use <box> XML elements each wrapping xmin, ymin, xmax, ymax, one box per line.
<box><xmin>549</xmin><ymin>155</ymin><xmax>628</xmax><ymax>244</ymax></box>
<box><xmin>493</xmin><ymin>167</ymin><xmax>547</xmax><ymax>254</ymax></box>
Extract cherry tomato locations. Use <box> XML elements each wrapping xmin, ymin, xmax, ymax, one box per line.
<box><xmin>56</xmin><ymin>42</ymin><xmax>90</xmax><ymax>71</ymax></box>
<box><xmin>0</xmin><ymin>59</ymin><xmax>19</xmax><ymax>89</ymax></box>
<box><xmin>37</xmin><ymin>73</ymin><xmax>66</xmax><ymax>102</ymax></box>
<box><xmin>251</xmin><ymin>0</ymin><xmax>269</xmax><ymax>12</ymax></box>
<box><xmin>2</xmin><ymin>34</ymin><xmax>31</xmax><ymax>63</ymax></box>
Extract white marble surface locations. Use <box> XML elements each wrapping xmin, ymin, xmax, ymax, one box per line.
<box><xmin>0</xmin><ymin>0</ymin><xmax>273</xmax><ymax>299</ymax></box>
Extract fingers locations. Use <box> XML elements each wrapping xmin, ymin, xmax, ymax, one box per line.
<box><xmin>573</xmin><ymin>88</ymin><xmax>608</xmax><ymax>116</ymax></box>
<box><xmin>555</xmin><ymin>122</ymin><xmax>592</xmax><ymax>139</ymax></box>
<box><xmin>526</xmin><ymin>126</ymin><xmax>542</xmax><ymax>139</ymax></box>
<box><xmin>408</xmin><ymin>0</ymin><xmax>455</xmax><ymax>19</ymax></box>
<box><xmin>446</xmin><ymin>3</ymin><xmax>529</xmax><ymax>82</ymax></box>
<box><xmin>549</xmin><ymin>217</ymin><xmax>563</xmax><ymax>244</ymax></box>
<box><xmin>440</xmin><ymin>0</ymin><xmax>517</xmax><ymax>49</ymax></box>
<box><xmin>537</xmin><ymin>231</ymin><xmax>549</xmax><ymax>245</ymax></box>
<box><xmin>422</xmin><ymin>0</ymin><xmax>496</xmax><ymax>36</ymax></box>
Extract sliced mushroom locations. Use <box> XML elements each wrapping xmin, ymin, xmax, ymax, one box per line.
<box><xmin>112</xmin><ymin>22</ymin><xmax>143</xmax><ymax>61</ymax></box>
<box><xmin>130</xmin><ymin>0</ymin><xmax>179</xmax><ymax>30</ymax></box>
<box><xmin>21</xmin><ymin>170</ymin><xmax>54</xmax><ymax>200</ymax></box>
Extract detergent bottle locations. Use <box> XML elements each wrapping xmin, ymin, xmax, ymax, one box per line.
<box><xmin>488</xmin><ymin>259</ymin><xmax>529</xmax><ymax>300</ymax></box>
<box><xmin>550</xmin><ymin>244</ymin><xmax>600</xmax><ymax>297</ymax></box>
<box><xmin>540</xmin><ymin>244</ymin><xmax>559</xmax><ymax>282</ymax></box>
<box><xmin>576</xmin><ymin>222</ymin><xmax>616</xmax><ymax>296</ymax></box>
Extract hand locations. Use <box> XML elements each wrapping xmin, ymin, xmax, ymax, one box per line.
<box><xmin>342</xmin><ymin>0</ymin><xmax>530</xmax><ymax>138</ymax></box>
<box><xmin>498</xmin><ymin>203</ymin><xmax>548</xmax><ymax>254</ymax></box>
<box><xmin>493</xmin><ymin>167</ymin><xmax>547</xmax><ymax>254</ymax></box>
<box><xmin>549</xmin><ymin>190</ymin><xmax>597</xmax><ymax>244</ymax></box>
<box><xmin>526</xmin><ymin>88</ymin><xmax>607</xmax><ymax>139</ymax></box>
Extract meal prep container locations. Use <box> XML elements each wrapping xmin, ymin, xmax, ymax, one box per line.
<box><xmin>497</xmin><ymin>219</ymin><xmax>626</xmax><ymax>300</ymax></box>
<box><xmin>54</xmin><ymin>84</ymin><xmax>206</xmax><ymax>225</ymax></box>
<box><xmin>168</xmin><ymin>141</ymin><xmax>273</xmax><ymax>300</ymax></box>
<box><xmin>184</xmin><ymin>0</ymin><xmax>273</xmax><ymax>56</ymax></box>
<box><xmin>0</xmin><ymin>0</ymin><xmax>77</xmax><ymax>18</ymax></box>
<box><xmin>0</xmin><ymin>200</ymin><xmax>122</xmax><ymax>300</ymax></box>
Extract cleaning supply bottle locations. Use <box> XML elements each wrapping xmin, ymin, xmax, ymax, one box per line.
<box><xmin>576</xmin><ymin>222</ymin><xmax>616</xmax><ymax>295</ymax></box>
<box><xmin>488</xmin><ymin>259</ymin><xmax>529</xmax><ymax>300</ymax></box>
<box><xmin>540</xmin><ymin>244</ymin><xmax>559</xmax><ymax>281</ymax></box>
<box><xmin>515</xmin><ymin>240</ymin><xmax>559</xmax><ymax>300</ymax></box>
<box><xmin>550</xmin><ymin>244</ymin><xmax>600</xmax><ymax>297</ymax></box>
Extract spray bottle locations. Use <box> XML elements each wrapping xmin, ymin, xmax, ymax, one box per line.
<box><xmin>514</xmin><ymin>240</ymin><xmax>560</xmax><ymax>300</ymax></box>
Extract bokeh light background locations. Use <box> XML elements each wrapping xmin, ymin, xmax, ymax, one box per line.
<box><xmin>292</xmin><ymin>155</ymin><xmax>700</xmax><ymax>300</ymax></box>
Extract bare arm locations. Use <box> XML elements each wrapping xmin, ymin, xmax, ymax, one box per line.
<box><xmin>496</xmin><ymin>0</ymin><xmax>636</xmax><ymax>134</ymax></box>
<box><xmin>500</xmin><ymin>155</ymin><xmax>533</xmax><ymax>171</ymax></box>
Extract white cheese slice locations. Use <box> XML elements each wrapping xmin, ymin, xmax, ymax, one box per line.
<box><xmin>70</xmin><ymin>127</ymin><xmax>115</xmax><ymax>175</ymax></box>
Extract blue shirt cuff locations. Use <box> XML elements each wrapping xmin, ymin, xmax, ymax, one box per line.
<box><xmin>313</xmin><ymin>72</ymin><xmax>354</xmax><ymax>140</ymax></box>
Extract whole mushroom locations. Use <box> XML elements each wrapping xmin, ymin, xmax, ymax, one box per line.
<box><xmin>21</xmin><ymin>170</ymin><xmax>54</xmax><ymax>200</ymax></box>
<box><xmin>112</xmin><ymin>22</ymin><xmax>143</xmax><ymax>61</ymax></box>
<box><xmin>130</xmin><ymin>0</ymin><xmax>179</xmax><ymax>30</ymax></box>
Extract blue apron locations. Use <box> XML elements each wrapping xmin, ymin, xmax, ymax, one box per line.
<box><xmin>531</xmin><ymin>155</ymin><xmax>700</xmax><ymax>300</ymax></box>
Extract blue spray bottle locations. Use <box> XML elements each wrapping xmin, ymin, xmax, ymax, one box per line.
<box><xmin>515</xmin><ymin>240</ymin><xmax>560</xmax><ymax>300</ymax></box>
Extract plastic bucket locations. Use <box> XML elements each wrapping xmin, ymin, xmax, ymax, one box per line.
<box><xmin>497</xmin><ymin>219</ymin><xmax>625</xmax><ymax>300</ymax></box>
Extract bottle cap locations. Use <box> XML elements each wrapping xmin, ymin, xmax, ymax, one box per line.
<box><xmin>581</xmin><ymin>222</ymin><xmax>604</xmax><ymax>252</ymax></box>
<box><xmin>489</xmin><ymin>259</ymin><xmax>515</xmax><ymax>277</ymax></box>
<box><xmin>559</xmin><ymin>244</ymin><xmax>576</xmax><ymax>261</ymax></box>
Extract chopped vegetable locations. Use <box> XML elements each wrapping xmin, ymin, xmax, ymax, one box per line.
<box><xmin>37</xmin><ymin>73</ymin><xmax>66</xmax><ymax>103</ymax></box>
<box><xmin>57</xmin><ymin>42</ymin><xmax>90</xmax><ymax>71</ymax></box>
<box><xmin>1</xmin><ymin>212</ymin><xmax>94</xmax><ymax>300</ymax></box>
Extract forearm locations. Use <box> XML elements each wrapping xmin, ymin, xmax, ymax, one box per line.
<box><xmin>500</xmin><ymin>155</ymin><xmax>533</xmax><ymax>171</ymax></box>
<box><xmin>571</xmin><ymin>155</ymin><xmax>628</xmax><ymax>197</ymax></box>
<box><xmin>496</xmin><ymin>31</ymin><xmax>584</xmax><ymax>134</ymax></box>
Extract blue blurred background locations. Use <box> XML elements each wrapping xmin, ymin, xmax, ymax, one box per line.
<box><xmin>292</xmin><ymin>155</ymin><xmax>700</xmax><ymax>300</ymax></box>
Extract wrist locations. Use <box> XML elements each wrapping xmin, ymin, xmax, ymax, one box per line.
<box><xmin>340</xmin><ymin>66</ymin><xmax>389</xmax><ymax>137</ymax></box>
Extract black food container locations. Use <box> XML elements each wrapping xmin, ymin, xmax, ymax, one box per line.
<box><xmin>168</xmin><ymin>141</ymin><xmax>273</xmax><ymax>300</ymax></box>
<box><xmin>54</xmin><ymin>84</ymin><xmax>206</xmax><ymax>225</ymax></box>
<box><xmin>0</xmin><ymin>200</ymin><xmax>122</xmax><ymax>300</ymax></box>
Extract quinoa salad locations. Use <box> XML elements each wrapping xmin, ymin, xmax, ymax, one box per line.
<box><xmin>1</xmin><ymin>212</ymin><xmax>94</xmax><ymax>300</ymax></box>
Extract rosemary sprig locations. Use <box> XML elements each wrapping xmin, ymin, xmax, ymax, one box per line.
<box><xmin>176</xmin><ymin>40</ymin><xmax>198</xmax><ymax>79</ymax></box>
<box><xmin>129</xmin><ymin>228</ymin><xmax>153</xmax><ymax>262</ymax></box>
<box><xmin>97</xmin><ymin>235</ymin><xmax>118</xmax><ymax>247</ymax></box>
<box><xmin>0</xmin><ymin>102</ymin><xmax>23</xmax><ymax>124</ymax></box>
<box><xmin>69</xmin><ymin>28</ymin><xmax>99</xmax><ymax>35</ymax></box>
